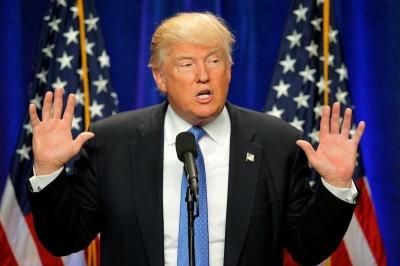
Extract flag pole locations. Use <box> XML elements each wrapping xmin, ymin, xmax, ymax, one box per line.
<box><xmin>77</xmin><ymin>0</ymin><xmax>91</xmax><ymax>131</ymax></box>
<box><xmin>322</xmin><ymin>0</ymin><xmax>331</xmax><ymax>263</ymax></box>
<box><xmin>77</xmin><ymin>0</ymin><xmax>98</xmax><ymax>265</ymax></box>
<box><xmin>323</xmin><ymin>0</ymin><xmax>330</xmax><ymax>106</ymax></box>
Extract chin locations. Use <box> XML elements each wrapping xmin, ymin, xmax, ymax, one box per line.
<box><xmin>192</xmin><ymin>110</ymin><xmax>220</xmax><ymax>125</ymax></box>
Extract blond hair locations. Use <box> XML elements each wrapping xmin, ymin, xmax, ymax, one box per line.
<box><xmin>148</xmin><ymin>12</ymin><xmax>235</xmax><ymax>70</ymax></box>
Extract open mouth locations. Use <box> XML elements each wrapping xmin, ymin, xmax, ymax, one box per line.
<box><xmin>196</xmin><ymin>89</ymin><xmax>212</xmax><ymax>100</ymax></box>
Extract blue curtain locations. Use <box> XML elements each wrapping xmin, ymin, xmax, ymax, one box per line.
<box><xmin>1</xmin><ymin>0</ymin><xmax>399</xmax><ymax>265</ymax></box>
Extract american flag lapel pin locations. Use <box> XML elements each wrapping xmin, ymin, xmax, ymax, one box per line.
<box><xmin>246</xmin><ymin>152</ymin><xmax>255</xmax><ymax>162</ymax></box>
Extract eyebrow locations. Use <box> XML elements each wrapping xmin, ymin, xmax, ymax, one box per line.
<box><xmin>173</xmin><ymin>48</ymin><xmax>222</xmax><ymax>63</ymax></box>
<box><xmin>206</xmin><ymin>47</ymin><xmax>220</xmax><ymax>56</ymax></box>
<box><xmin>174</xmin><ymin>56</ymin><xmax>194</xmax><ymax>62</ymax></box>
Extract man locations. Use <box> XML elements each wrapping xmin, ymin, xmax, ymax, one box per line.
<box><xmin>28</xmin><ymin>12</ymin><xmax>365</xmax><ymax>265</ymax></box>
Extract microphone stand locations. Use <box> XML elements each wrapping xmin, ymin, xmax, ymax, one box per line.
<box><xmin>185</xmin><ymin>175</ymin><xmax>199</xmax><ymax>266</ymax></box>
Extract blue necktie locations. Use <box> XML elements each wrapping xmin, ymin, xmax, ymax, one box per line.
<box><xmin>177</xmin><ymin>126</ymin><xmax>209</xmax><ymax>266</ymax></box>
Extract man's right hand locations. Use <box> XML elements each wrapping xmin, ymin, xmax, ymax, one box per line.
<box><xmin>29</xmin><ymin>88</ymin><xmax>95</xmax><ymax>176</ymax></box>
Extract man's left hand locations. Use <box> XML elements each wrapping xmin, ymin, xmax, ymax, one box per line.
<box><xmin>296</xmin><ymin>102</ymin><xmax>365</xmax><ymax>188</ymax></box>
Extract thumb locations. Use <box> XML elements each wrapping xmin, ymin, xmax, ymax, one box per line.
<box><xmin>296</xmin><ymin>140</ymin><xmax>316</xmax><ymax>166</ymax></box>
<box><xmin>73</xmin><ymin>132</ymin><xmax>95</xmax><ymax>153</ymax></box>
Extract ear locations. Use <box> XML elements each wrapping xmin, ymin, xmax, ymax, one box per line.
<box><xmin>152</xmin><ymin>69</ymin><xmax>167</xmax><ymax>94</ymax></box>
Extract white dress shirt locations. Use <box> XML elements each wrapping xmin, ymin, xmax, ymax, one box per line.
<box><xmin>163</xmin><ymin>106</ymin><xmax>231</xmax><ymax>266</ymax></box>
<box><xmin>29</xmin><ymin>105</ymin><xmax>357</xmax><ymax>266</ymax></box>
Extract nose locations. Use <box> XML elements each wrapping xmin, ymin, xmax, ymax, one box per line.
<box><xmin>196</xmin><ymin>62</ymin><xmax>209</xmax><ymax>83</ymax></box>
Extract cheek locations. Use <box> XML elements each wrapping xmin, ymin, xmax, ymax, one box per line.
<box><xmin>217</xmin><ymin>76</ymin><xmax>231</xmax><ymax>96</ymax></box>
<box><xmin>168</xmin><ymin>87</ymin><xmax>192</xmax><ymax>108</ymax></box>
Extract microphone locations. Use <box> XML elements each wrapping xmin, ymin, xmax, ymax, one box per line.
<box><xmin>176</xmin><ymin>132</ymin><xmax>199</xmax><ymax>201</ymax></box>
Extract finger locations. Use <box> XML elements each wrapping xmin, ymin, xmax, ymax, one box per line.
<box><xmin>330</xmin><ymin>102</ymin><xmax>341</xmax><ymax>134</ymax></box>
<box><xmin>63</xmin><ymin>93</ymin><xmax>76</xmax><ymax>126</ymax></box>
<box><xmin>42</xmin><ymin>91</ymin><xmax>53</xmax><ymax>121</ymax></box>
<box><xmin>340</xmin><ymin>108</ymin><xmax>352</xmax><ymax>137</ymax></box>
<box><xmin>52</xmin><ymin>88</ymin><xmax>64</xmax><ymax>119</ymax></box>
<box><xmin>29</xmin><ymin>104</ymin><xmax>41</xmax><ymax>128</ymax></box>
<box><xmin>72</xmin><ymin>132</ymin><xmax>95</xmax><ymax>154</ymax></box>
<box><xmin>296</xmin><ymin>140</ymin><xmax>317</xmax><ymax>166</ymax></box>
<box><xmin>319</xmin><ymin>105</ymin><xmax>330</xmax><ymax>136</ymax></box>
<box><xmin>352</xmin><ymin>121</ymin><xmax>366</xmax><ymax>145</ymax></box>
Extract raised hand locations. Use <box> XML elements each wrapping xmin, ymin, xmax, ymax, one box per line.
<box><xmin>29</xmin><ymin>88</ymin><xmax>95</xmax><ymax>175</ymax></box>
<box><xmin>296</xmin><ymin>102</ymin><xmax>365</xmax><ymax>188</ymax></box>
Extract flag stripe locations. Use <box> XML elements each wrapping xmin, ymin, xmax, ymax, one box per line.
<box><xmin>343</xmin><ymin>213</ymin><xmax>377</xmax><ymax>266</ymax></box>
<box><xmin>354</xmin><ymin>178</ymin><xmax>387</xmax><ymax>266</ymax></box>
<box><xmin>62</xmin><ymin>251</ymin><xmax>86</xmax><ymax>266</ymax></box>
<box><xmin>283</xmin><ymin>248</ymin><xmax>299</xmax><ymax>266</ymax></box>
<box><xmin>0</xmin><ymin>178</ymin><xmax>41</xmax><ymax>265</ymax></box>
<box><xmin>0</xmin><ymin>223</ymin><xmax>18</xmax><ymax>266</ymax></box>
<box><xmin>329</xmin><ymin>240</ymin><xmax>352</xmax><ymax>266</ymax></box>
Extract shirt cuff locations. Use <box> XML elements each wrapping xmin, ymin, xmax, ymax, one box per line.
<box><xmin>29</xmin><ymin>167</ymin><xmax>64</xmax><ymax>192</ymax></box>
<box><xmin>320</xmin><ymin>177</ymin><xmax>358</xmax><ymax>204</ymax></box>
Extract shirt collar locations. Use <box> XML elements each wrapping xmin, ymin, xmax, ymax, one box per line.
<box><xmin>164</xmin><ymin>105</ymin><xmax>231</xmax><ymax>145</ymax></box>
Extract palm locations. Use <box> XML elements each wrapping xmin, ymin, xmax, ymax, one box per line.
<box><xmin>313</xmin><ymin>130</ymin><xmax>357</xmax><ymax>182</ymax></box>
<box><xmin>32</xmin><ymin>116</ymin><xmax>74</xmax><ymax>165</ymax></box>
<box><xmin>29</xmin><ymin>89</ymin><xmax>94</xmax><ymax>175</ymax></box>
<box><xmin>296</xmin><ymin>103</ymin><xmax>365</xmax><ymax>188</ymax></box>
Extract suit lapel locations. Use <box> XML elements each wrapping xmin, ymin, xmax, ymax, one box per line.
<box><xmin>224</xmin><ymin>104</ymin><xmax>263</xmax><ymax>266</ymax></box>
<box><xmin>129</xmin><ymin>103</ymin><xmax>167</xmax><ymax>266</ymax></box>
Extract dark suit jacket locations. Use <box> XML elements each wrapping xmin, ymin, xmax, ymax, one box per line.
<box><xmin>29</xmin><ymin>102</ymin><xmax>355</xmax><ymax>265</ymax></box>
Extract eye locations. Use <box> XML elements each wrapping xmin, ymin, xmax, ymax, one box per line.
<box><xmin>207</xmin><ymin>57</ymin><xmax>220</xmax><ymax>68</ymax></box>
<box><xmin>177</xmin><ymin>61</ymin><xmax>194</xmax><ymax>72</ymax></box>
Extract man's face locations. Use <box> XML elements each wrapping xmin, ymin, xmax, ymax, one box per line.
<box><xmin>153</xmin><ymin>43</ymin><xmax>231</xmax><ymax>126</ymax></box>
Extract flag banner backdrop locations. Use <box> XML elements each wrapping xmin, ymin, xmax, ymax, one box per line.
<box><xmin>1</xmin><ymin>0</ymin><xmax>399</xmax><ymax>266</ymax></box>
<box><xmin>265</xmin><ymin>0</ymin><xmax>386</xmax><ymax>265</ymax></box>
<box><xmin>0</xmin><ymin>0</ymin><xmax>118</xmax><ymax>264</ymax></box>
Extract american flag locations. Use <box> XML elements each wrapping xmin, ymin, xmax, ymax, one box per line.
<box><xmin>265</xmin><ymin>0</ymin><xmax>386</xmax><ymax>265</ymax></box>
<box><xmin>0</xmin><ymin>0</ymin><xmax>118</xmax><ymax>265</ymax></box>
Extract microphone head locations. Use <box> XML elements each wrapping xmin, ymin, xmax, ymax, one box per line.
<box><xmin>175</xmin><ymin>132</ymin><xmax>198</xmax><ymax>161</ymax></box>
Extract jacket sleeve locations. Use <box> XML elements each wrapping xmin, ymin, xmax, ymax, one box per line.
<box><xmin>283</xmin><ymin>135</ymin><xmax>356</xmax><ymax>265</ymax></box>
<box><xmin>28</xmin><ymin>134</ymin><xmax>101</xmax><ymax>256</ymax></box>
